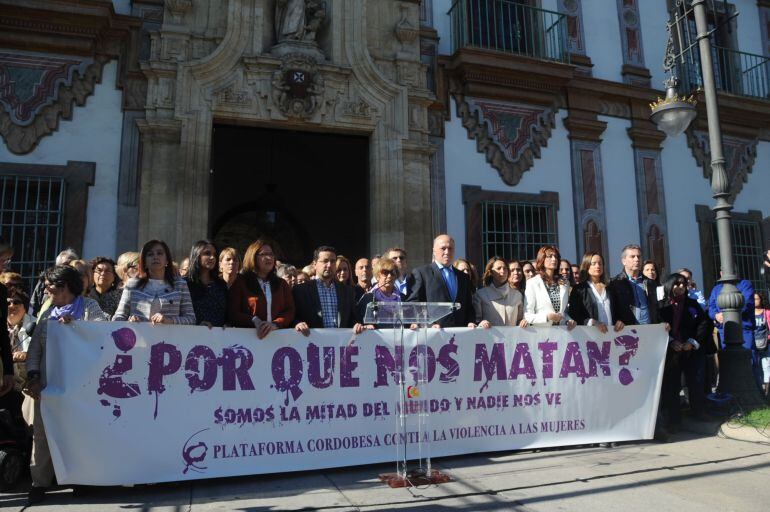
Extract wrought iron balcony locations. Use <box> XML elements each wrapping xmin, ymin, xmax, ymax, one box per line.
<box><xmin>678</xmin><ymin>45</ymin><xmax>770</xmax><ymax>101</ymax></box>
<box><xmin>449</xmin><ymin>0</ymin><xmax>570</xmax><ymax>64</ymax></box>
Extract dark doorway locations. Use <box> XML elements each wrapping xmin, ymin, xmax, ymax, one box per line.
<box><xmin>210</xmin><ymin>125</ymin><xmax>369</xmax><ymax>267</ymax></box>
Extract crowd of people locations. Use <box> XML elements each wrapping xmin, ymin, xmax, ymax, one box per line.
<box><xmin>1</xmin><ymin>235</ymin><xmax>769</xmax><ymax>504</ymax></box>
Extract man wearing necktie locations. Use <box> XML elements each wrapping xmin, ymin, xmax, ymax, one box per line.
<box><xmin>407</xmin><ymin>234</ymin><xmax>476</xmax><ymax>328</ymax></box>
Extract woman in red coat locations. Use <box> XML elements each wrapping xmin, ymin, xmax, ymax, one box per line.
<box><xmin>227</xmin><ymin>239</ymin><xmax>295</xmax><ymax>338</ymax></box>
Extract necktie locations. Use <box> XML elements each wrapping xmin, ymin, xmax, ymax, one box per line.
<box><xmin>442</xmin><ymin>267</ymin><xmax>457</xmax><ymax>301</ymax></box>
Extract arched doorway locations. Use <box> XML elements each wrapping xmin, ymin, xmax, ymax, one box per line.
<box><xmin>209</xmin><ymin>125</ymin><xmax>370</xmax><ymax>267</ymax></box>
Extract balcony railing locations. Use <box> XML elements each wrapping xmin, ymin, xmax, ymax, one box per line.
<box><xmin>679</xmin><ymin>45</ymin><xmax>770</xmax><ymax>100</ymax></box>
<box><xmin>449</xmin><ymin>0</ymin><xmax>570</xmax><ymax>64</ymax></box>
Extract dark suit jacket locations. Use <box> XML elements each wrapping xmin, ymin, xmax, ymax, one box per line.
<box><xmin>292</xmin><ymin>280</ymin><xmax>357</xmax><ymax>329</ymax></box>
<box><xmin>0</xmin><ymin>283</ymin><xmax>13</xmax><ymax>376</ymax></box>
<box><xmin>608</xmin><ymin>271</ymin><xmax>660</xmax><ymax>325</ymax></box>
<box><xmin>659</xmin><ymin>297</ymin><xmax>714</xmax><ymax>350</ymax></box>
<box><xmin>406</xmin><ymin>262</ymin><xmax>475</xmax><ymax>327</ymax></box>
<box><xmin>568</xmin><ymin>281</ymin><xmax>622</xmax><ymax>326</ymax></box>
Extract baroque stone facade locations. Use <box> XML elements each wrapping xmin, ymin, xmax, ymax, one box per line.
<box><xmin>138</xmin><ymin>0</ymin><xmax>435</xmax><ymax>260</ymax></box>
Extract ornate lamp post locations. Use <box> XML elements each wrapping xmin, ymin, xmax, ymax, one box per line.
<box><xmin>650</xmin><ymin>0</ymin><xmax>763</xmax><ymax>407</ymax></box>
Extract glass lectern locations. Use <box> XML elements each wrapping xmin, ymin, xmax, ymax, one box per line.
<box><xmin>364</xmin><ymin>301</ymin><xmax>459</xmax><ymax>487</ymax></box>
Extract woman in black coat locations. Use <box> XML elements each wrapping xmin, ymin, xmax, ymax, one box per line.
<box><xmin>657</xmin><ymin>273</ymin><xmax>713</xmax><ymax>429</ymax></box>
<box><xmin>568</xmin><ymin>252</ymin><xmax>624</xmax><ymax>333</ymax></box>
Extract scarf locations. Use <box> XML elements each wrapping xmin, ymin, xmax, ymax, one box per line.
<box><xmin>50</xmin><ymin>295</ymin><xmax>86</xmax><ymax>321</ymax></box>
<box><xmin>373</xmin><ymin>287</ymin><xmax>401</xmax><ymax>302</ymax></box>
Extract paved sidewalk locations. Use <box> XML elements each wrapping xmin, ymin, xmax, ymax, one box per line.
<box><xmin>2</xmin><ymin>425</ymin><xmax>770</xmax><ymax>511</ymax></box>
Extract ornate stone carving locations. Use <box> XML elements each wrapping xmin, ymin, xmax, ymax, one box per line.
<box><xmin>0</xmin><ymin>51</ymin><xmax>107</xmax><ymax>154</ymax></box>
<box><xmin>214</xmin><ymin>84</ymin><xmax>252</xmax><ymax>107</ymax></box>
<box><xmin>453</xmin><ymin>94</ymin><xmax>555</xmax><ymax>186</ymax></box>
<box><xmin>342</xmin><ymin>98</ymin><xmax>376</xmax><ymax>118</ymax></box>
<box><xmin>274</xmin><ymin>0</ymin><xmax>327</xmax><ymax>43</ymax></box>
<box><xmin>271</xmin><ymin>54</ymin><xmax>324</xmax><ymax>119</ymax></box>
<box><xmin>686</xmin><ymin>129</ymin><xmax>758</xmax><ymax>202</ymax></box>
<box><xmin>394</xmin><ymin>4</ymin><xmax>419</xmax><ymax>47</ymax></box>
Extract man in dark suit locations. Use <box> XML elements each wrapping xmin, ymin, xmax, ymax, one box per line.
<box><xmin>385</xmin><ymin>247</ymin><xmax>414</xmax><ymax>297</ymax></box>
<box><xmin>407</xmin><ymin>234</ymin><xmax>476</xmax><ymax>328</ymax></box>
<box><xmin>293</xmin><ymin>245</ymin><xmax>364</xmax><ymax>335</ymax></box>
<box><xmin>608</xmin><ymin>244</ymin><xmax>660</xmax><ymax>326</ymax></box>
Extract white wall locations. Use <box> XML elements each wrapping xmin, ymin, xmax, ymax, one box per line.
<box><xmin>0</xmin><ymin>61</ymin><xmax>124</xmax><ymax>260</ymax></box>
<box><xmin>733</xmin><ymin>140</ymin><xmax>770</xmax><ymax>215</ymax></box>
<box><xmin>581</xmin><ymin>1</ymin><xmax>624</xmax><ymax>83</ymax></box>
<box><xmin>443</xmin><ymin>102</ymin><xmax>576</xmax><ymax>263</ymax></box>
<box><xmin>638</xmin><ymin>1</ymin><xmax>670</xmax><ymax>91</ymax></box>
<box><xmin>658</xmin><ymin>133</ymin><xmax>713</xmax><ymax>289</ymax></box>
<box><xmin>433</xmin><ymin>0</ymin><xmax>453</xmax><ymax>55</ymax></box>
<box><xmin>599</xmin><ymin>115</ymin><xmax>639</xmax><ymax>277</ymax></box>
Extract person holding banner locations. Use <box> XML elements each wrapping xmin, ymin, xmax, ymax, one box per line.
<box><xmin>658</xmin><ymin>273</ymin><xmax>713</xmax><ymax>429</ymax></box>
<box><xmin>293</xmin><ymin>245</ymin><xmax>364</xmax><ymax>334</ymax></box>
<box><xmin>112</xmin><ymin>240</ymin><xmax>196</xmax><ymax>325</ymax></box>
<box><xmin>24</xmin><ymin>265</ymin><xmax>110</xmax><ymax>504</ymax></box>
<box><xmin>186</xmin><ymin>240</ymin><xmax>228</xmax><ymax>327</ymax></box>
<box><xmin>524</xmin><ymin>246</ymin><xmax>575</xmax><ymax>328</ymax></box>
<box><xmin>568</xmin><ymin>252</ymin><xmax>624</xmax><ymax>333</ymax></box>
<box><xmin>407</xmin><ymin>234</ymin><xmax>476</xmax><ymax>328</ymax></box>
<box><xmin>474</xmin><ymin>256</ymin><xmax>525</xmax><ymax>328</ymax></box>
<box><xmin>228</xmin><ymin>239</ymin><xmax>295</xmax><ymax>338</ymax></box>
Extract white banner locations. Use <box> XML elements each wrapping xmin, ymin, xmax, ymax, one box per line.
<box><xmin>42</xmin><ymin>322</ymin><xmax>668</xmax><ymax>485</ymax></box>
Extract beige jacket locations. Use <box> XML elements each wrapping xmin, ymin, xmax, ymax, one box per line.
<box><xmin>473</xmin><ymin>283</ymin><xmax>524</xmax><ymax>326</ymax></box>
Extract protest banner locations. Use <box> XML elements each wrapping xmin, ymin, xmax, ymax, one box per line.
<box><xmin>41</xmin><ymin>322</ymin><xmax>667</xmax><ymax>485</ymax></box>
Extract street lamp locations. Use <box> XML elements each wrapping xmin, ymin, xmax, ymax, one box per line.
<box><xmin>650</xmin><ymin>0</ymin><xmax>763</xmax><ymax>408</ymax></box>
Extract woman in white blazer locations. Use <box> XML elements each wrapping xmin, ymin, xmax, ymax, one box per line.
<box><xmin>474</xmin><ymin>257</ymin><xmax>526</xmax><ymax>328</ymax></box>
<box><xmin>524</xmin><ymin>246</ymin><xmax>576</xmax><ymax>328</ymax></box>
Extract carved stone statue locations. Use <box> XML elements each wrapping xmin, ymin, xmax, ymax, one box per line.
<box><xmin>275</xmin><ymin>0</ymin><xmax>306</xmax><ymax>41</ymax></box>
<box><xmin>274</xmin><ymin>0</ymin><xmax>326</xmax><ymax>43</ymax></box>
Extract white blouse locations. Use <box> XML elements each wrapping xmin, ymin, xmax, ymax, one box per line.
<box><xmin>588</xmin><ymin>282</ymin><xmax>613</xmax><ymax>326</ymax></box>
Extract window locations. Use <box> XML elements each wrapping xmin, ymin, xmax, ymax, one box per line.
<box><xmin>710</xmin><ymin>220</ymin><xmax>765</xmax><ymax>297</ymax></box>
<box><xmin>695</xmin><ymin>205</ymin><xmax>767</xmax><ymax>298</ymax></box>
<box><xmin>463</xmin><ymin>186</ymin><xmax>559</xmax><ymax>270</ymax></box>
<box><xmin>0</xmin><ymin>175</ymin><xmax>65</xmax><ymax>291</ymax></box>
<box><xmin>0</xmin><ymin>160</ymin><xmax>94</xmax><ymax>293</ymax></box>
<box><xmin>481</xmin><ymin>200</ymin><xmax>558</xmax><ymax>264</ymax></box>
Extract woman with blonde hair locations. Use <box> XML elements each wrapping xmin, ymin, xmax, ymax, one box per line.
<box><xmin>474</xmin><ymin>256</ymin><xmax>526</xmax><ymax>328</ymax></box>
<box><xmin>115</xmin><ymin>251</ymin><xmax>140</xmax><ymax>288</ymax></box>
<box><xmin>218</xmin><ymin>247</ymin><xmax>241</xmax><ymax>289</ymax></box>
<box><xmin>524</xmin><ymin>246</ymin><xmax>575</xmax><ymax>328</ymax></box>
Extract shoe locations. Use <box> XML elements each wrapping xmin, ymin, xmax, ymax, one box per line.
<box><xmin>27</xmin><ymin>486</ymin><xmax>46</xmax><ymax>505</ymax></box>
<box><xmin>654</xmin><ymin>427</ymin><xmax>670</xmax><ymax>443</ymax></box>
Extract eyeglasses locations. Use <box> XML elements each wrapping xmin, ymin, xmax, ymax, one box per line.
<box><xmin>94</xmin><ymin>267</ymin><xmax>114</xmax><ymax>275</ymax></box>
<box><xmin>380</xmin><ymin>269</ymin><xmax>397</xmax><ymax>276</ymax></box>
<box><xmin>45</xmin><ymin>281</ymin><xmax>65</xmax><ymax>290</ymax></box>
<box><xmin>6</xmin><ymin>299</ymin><xmax>22</xmax><ymax>306</ymax></box>
<box><xmin>257</xmin><ymin>252</ymin><xmax>275</xmax><ymax>259</ymax></box>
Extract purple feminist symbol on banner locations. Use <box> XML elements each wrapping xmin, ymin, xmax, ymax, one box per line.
<box><xmin>97</xmin><ymin>328</ymin><xmax>141</xmax><ymax>418</ymax></box>
<box><xmin>614</xmin><ymin>330</ymin><xmax>640</xmax><ymax>385</ymax></box>
<box><xmin>181</xmin><ymin>428</ymin><xmax>209</xmax><ymax>474</ymax></box>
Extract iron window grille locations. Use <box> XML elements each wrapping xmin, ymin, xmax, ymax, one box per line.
<box><xmin>710</xmin><ymin>219</ymin><xmax>766</xmax><ymax>298</ymax></box>
<box><xmin>481</xmin><ymin>200</ymin><xmax>557</xmax><ymax>265</ymax></box>
<box><xmin>0</xmin><ymin>175</ymin><xmax>65</xmax><ymax>292</ymax></box>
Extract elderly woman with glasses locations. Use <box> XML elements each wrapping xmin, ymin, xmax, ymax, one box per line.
<box><xmin>87</xmin><ymin>256</ymin><xmax>122</xmax><ymax>317</ymax></box>
<box><xmin>25</xmin><ymin>265</ymin><xmax>109</xmax><ymax>503</ymax></box>
<box><xmin>227</xmin><ymin>239</ymin><xmax>295</xmax><ymax>338</ymax></box>
<box><xmin>357</xmin><ymin>258</ymin><xmax>405</xmax><ymax>330</ymax></box>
